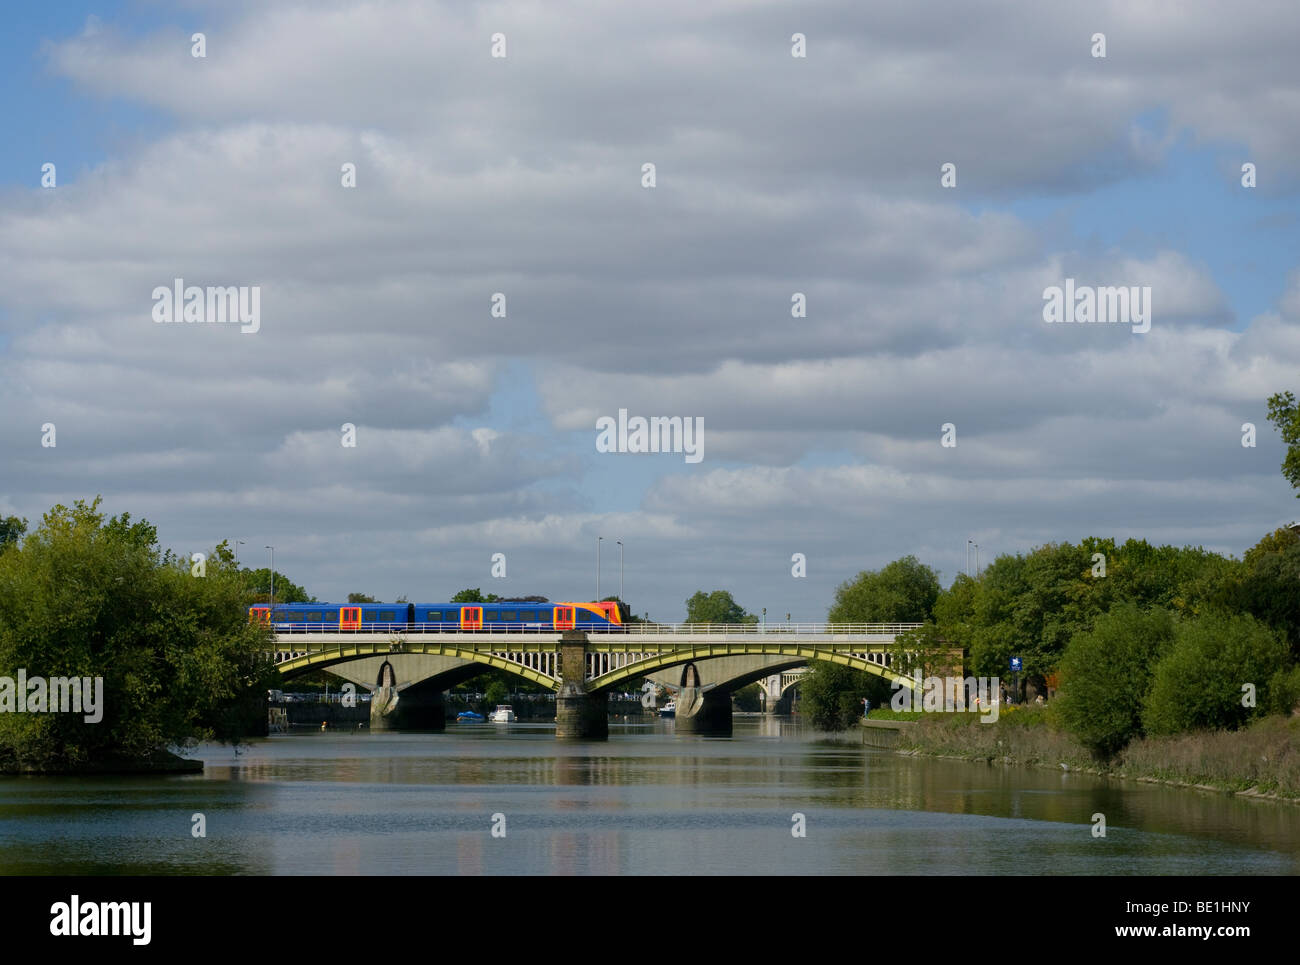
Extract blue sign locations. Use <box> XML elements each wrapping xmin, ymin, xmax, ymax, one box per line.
<box><xmin>1010</xmin><ymin>657</ymin><xmax>1023</xmax><ymax>672</ymax></box>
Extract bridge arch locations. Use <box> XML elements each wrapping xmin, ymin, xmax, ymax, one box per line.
<box><xmin>591</xmin><ymin>647</ymin><xmax>917</xmax><ymax>694</ymax></box>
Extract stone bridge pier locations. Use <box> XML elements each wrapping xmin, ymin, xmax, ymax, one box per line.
<box><xmin>556</xmin><ymin>631</ymin><xmax>608</xmax><ymax>740</ymax></box>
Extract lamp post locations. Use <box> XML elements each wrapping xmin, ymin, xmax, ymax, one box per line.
<box><xmin>596</xmin><ymin>536</ymin><xmax>603</xmax><ymax>601</ymax></box>
<box><xmin>265</xmin><ymin>545</ymin><xmax>274</xmax><ymax>609</ymax></box>
<box><xmin>974</xmin><ymin>542</ymin><xmax>981</xmax><ymax>578</ymax></box>
<box><xmin>235</xmin><ymin>539</ymin><xmax>245</xmax><ymax>566</ymax></box>
<box><xmin>967</xmin><ymin>539</ymin><xmax>973</xmax><ymax>578</ymax></box>
<box><xmin>616</xmin><ymin>539</ymin><xmax>623</xmax><ymax>605</ymax></box>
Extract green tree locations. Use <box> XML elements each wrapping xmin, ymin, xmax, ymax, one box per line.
<box><xmin>1266</xmin><ymin>390</ymin><xmax>1300</xmax><ymax>494</ymax></box>
<box><xmin>483</xmin><ymin>680</ymin><xmax>509</xmax><ymax>707</ymax></box>
<box><xmin>1234</xmin><ymin>528</ymin><xmax>1300</xmax><ymax>659</ymax></box>
<box><xmin>347</xmin><ymin>592</ymin><xmax>377</xmax><ymax>603</ymax></box>
<box><xmin>0</xmin><ymin>515</ymin><xmax>28</xmax><ymax>554</ymax></box>
<box><xmin>798</xmin><ymin>663</ymin><xmax>885</xmax><ymax>730</ymax></box>
<box><xmin>684</xmin><ymin>590</ymin><xmax>757</xmax><ymax>625</ymax></box>
<box><xmin>732</xmin><ymin>683</ymin><xmax>762</xmax><ymax>712</ymax></box>
<box><xmin>242</xmin><ymin>567</ymin><xmax>314</xmax><ymax>604</ymax></box>
<box><xmin>451</xmin><ymin>588</ymin><xmax>499</xmax><ymax>604</ymax></box>
<box><xmin>0</xmin><ymin>498</ymin><xmax>278</xmax><ymax>772</ymax></box>
<box><xmin>1053</xmin><ymin>604</ymin><xmax>1176</xmax><ymax>759</ymax></box>
<box><xmin>1143</xmin><ymin>611</ymin><xmax>1290</xmax><ymax>735</ymax></box>
<box><xmin>828</xmin><ymin>556</ymin><xmax>939</xmax><ymax>624</ymax></box>
<box><xmin>890</xmin><ymin>621</ymin><xmax>959</xmax><ymax>679</ymax></box>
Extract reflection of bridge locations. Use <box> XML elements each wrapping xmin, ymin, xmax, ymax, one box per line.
<box><xmin>271</xmin><ymin>623</ymin><xmax>949</xmax><ymax>739</ymax></box>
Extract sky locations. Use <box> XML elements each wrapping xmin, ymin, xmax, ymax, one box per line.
<box><xmin>1</xmin><ymin>0</ymin><xmax>1298</xmax><ymax>622</ymax></box>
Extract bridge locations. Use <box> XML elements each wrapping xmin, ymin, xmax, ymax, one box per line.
<box><xmin>270</xmin><ymin>623</ymin><xmax>954</xmax><ymax>738</ymax></box>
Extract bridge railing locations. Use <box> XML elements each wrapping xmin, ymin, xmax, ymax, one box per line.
<box><xmin>268</xmin><ymin>622</ymin><xmax>922</xmax><ymax>636</ymax></box>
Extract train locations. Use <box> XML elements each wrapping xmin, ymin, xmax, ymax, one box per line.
<box><xmin>249</xmin><ymin>600</ymin><xmax>626</xmax><ymax>632</ymax></box>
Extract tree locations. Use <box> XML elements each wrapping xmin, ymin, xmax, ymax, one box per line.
<box><xmin>1143</xmin><ymin>611</ymin><xmax>1290</xmax><ymax>735</ymax></box>
<box><xmin>1266</xmin><ymin>390</ymin><xmax>1300</xmax><ymax>495</ymax></box>
<box><xmin>798</xmin><ymin>663</ymin><xmax>886</xmax><ymax>730</ymax></box>
<box><xmin>347</xmin><ymin>593</ymin><xmax>377</xmax><ymax>603</ymax></box>
<box><xmin>684</xmin><ymin>590</ymin><xmax>757</xmax><ymax>625</ymax></box>
<box><xmin>1234</xmin><ymin>528</ymin><xmax>1300</xmax><ymax>659</ymax></box>
<box><xmin>0</xmin><ymin>515</ymin><xmax>27</xmax><ymax>554</ymax></box>
<box><xmin>452</xmin><ymin>588</ymin><xmax>493</xmax><ymax>604</ymax></box>
<box><xmin>733</xmin><ymin>683</ymin><xmax>762</xmax><ymax>711</ymax></box>
<box><xmin>1053</xmin><ymin>604</ymin><xmax>1176</xmax><ymax>759</ymax></box>
<box><xmin>891</xmin><ymin>621</ymin><xmax>960</xmax><ymax>679</ymax></box>
<box><xmin>242</xmin><ymin>567</ymin><xmax>314</xmax><ymax>604</ymax></box>
<box><xmin>828</xmin><ymin>556</ymin><xmax>939</xmax><ymax>624</ymax></box>
<box><xmin>0</xmin><ymin>498</ymin><xmax>278</xmax><ymax>772</ymax></box>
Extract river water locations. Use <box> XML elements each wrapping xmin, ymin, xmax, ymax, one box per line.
<box><xmin>2</xmin><ymin>717</ymin><xmax>1298</xmax><ymax>875</ymax></box>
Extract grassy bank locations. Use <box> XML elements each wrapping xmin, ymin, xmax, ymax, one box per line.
<box><xmin>884</xmin><ymin>706</ymin><xmax>1300</xmax><ymax>801</ymax></box>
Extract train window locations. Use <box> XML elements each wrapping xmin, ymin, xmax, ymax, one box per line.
<box><xmin>484</xmin><ymin>610</ymin><xmax>500</xmax><ymax>622</ymax></box>
<box><xmin>426</xmin><ymin>610</ymin><xmax>441</xmax><ymax>621</ymax></box>
<box><xmin>502</xmin><ymin>611</ymin><xmax>517</xmax><ymax>621</ymax></box>
<box><xmin>378</xmin><ymin>611</ymin><xmax>396</xmax><ymax>622</ymax></box>
<box><xmin>305</xmin><ymin>612</ymin><xmax>320</xmax><ymax>622</ymax></box>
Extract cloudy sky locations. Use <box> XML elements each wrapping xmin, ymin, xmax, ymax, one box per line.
<box><xmin>2</xmin><ymin>0</ymin><xmax>1298</xmax><ymax>622</ymax></box>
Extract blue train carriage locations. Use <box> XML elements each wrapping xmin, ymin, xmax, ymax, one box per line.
<box><xmin>248</xmin><ymin>602</ymin><xmax>415</xmax><ymax>631</ymax></box>
<box><xmin>410</xmin><ymin>601</ymin><xmax>625</xmax><ymax>631</ymax></box>
<box><xmin>249</xmin><ymin>600</ymin><xmax>627</xmax><ymax>632</ymax></box>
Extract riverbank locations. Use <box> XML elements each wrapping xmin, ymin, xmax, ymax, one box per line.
<box><xmin>861</xmin><ymin>707</ymin><xmax>1300</xmax><ymax>803</ymax></box>
<box><xmin>1</xmin><ymin>747</ymin><xmax>203</xmax><ymax>776</ymax></box>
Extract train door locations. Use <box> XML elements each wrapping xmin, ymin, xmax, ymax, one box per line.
<box><xmin>250</xmin><ymin>608</ymin><xmax>270</xmax><ymax>625</ymax></box>
<box><xmin>553</xmin><ymin>606</ymin><xmax>575</xmax><ymax>630</ymax></box>
<box><xmin>461</xmin><ymin>606</ymin><xmax>482</xmax><ymax>630</ymax></box>
<box><xmin>340</xmin><ymin>607</ymin><xmax>361</xmax><ymax>630</ymax></box>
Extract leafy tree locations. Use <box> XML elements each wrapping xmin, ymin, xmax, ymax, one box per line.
<box><xmin>1233</xmin><ymin>528</ymin><xmax>1300</xmax><ymax>658</ymax></box>
<box><xmin>1266</xmin><ymin>390</ymin><xmax>1300</xmax><ymax>494</ymax></box>
<box><xmin>733</xmin><ymin>683</ymin><xmax>762</xmax><ymax>711</ymax></box>
<box><xmin>890</xmin><ymin>621</ymin><xmax>961</xmax><ymax>679</ymax></box>
<box><xmin>0</xmin><ymin>498</ymin><xmax>278</xmax><ymax>772</ymax></box>
<box><xmin>798</xmin><ymin>663</ymin><xmax>886</xmax><ymax>730</ymax></box>
<box><xmin>242</xmin><ymin>567</ymin><xmax>314</xmax><ymax>604</ymax></box>
<box><xmin>347</xmin><ymin>593</ymin><xmax>377</xmax><ymax>603</ymax></box>
<box><xmin>1053</xmin><ymin>604</ymin><xmax>1176</xmax><ymax>759</ymax></box>
<box><xmin>684</xmin><ymin>590</ymin><xmax>757</xmax><ymax>625</ymax></box>
<box><xmin>452</xmin><ymin>588</ymin><xmax>494</xmax><ymax>604</ymax></box>
<box><xmin>0</xmin><ymin>515</ymin><xmax>28</xmax><ymax>554</ymax></box>
<box><xmin>483</xmin><ymin>680</ymin><xmax>509</xmax><ymax>707</ymax></box>
<box><xmin>1143</xmin><ymin>611</ymin><xmax>1290</xmax><ymax>735</ymax></box>
<box><xmin>828</xmin><ymin>556</ymin><xmax>939</xmax><ymax>624</ymax></box>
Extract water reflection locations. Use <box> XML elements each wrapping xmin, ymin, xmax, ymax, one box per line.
<box><xmin>0</xmin><ymin>718</ymin><xmax>1296</xmax><ymax>875</ymax></box>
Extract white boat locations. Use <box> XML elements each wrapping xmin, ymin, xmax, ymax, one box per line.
<box><xmin>659</xmin><ymin>699</ymin><xmax>676</xmax><ymax>718</ymax></box>
<box><xmin>489</xmin><ymin>704</ymin><xmax>516</xmax><ymax>722</ymax></box>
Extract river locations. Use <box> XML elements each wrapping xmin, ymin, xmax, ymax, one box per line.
<box><xmin>2</xmin><ymin>716</ymin><xmax>1298</xmax><ymax>875</ymax></box>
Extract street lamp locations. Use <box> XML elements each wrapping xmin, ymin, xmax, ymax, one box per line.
<box><xmin>762</xmin><ymin>607</ymin><xmax>766</xmax><ymax>632</ymax></box>
<box><xmin>616</xmin><ymin>539</ymin><xmax>623</xmax><ymax>605</ymax></box>
<box><xmin>235</xmin><ymin>539</ymin><xmax>245</xmax><ymax>566</ymax></box>
<box><xmin>596</xmin><ymin>536</ymin><xmax>603</xmax><ymax>601</ymax></box>
<box><xmin>265</xmin><ymin>545</ymin><xmax>274</xmax><ymax>609</ymax></box>
<box><xmin>967</xmin><ymin>539</ymin><xmax>973</xmax><ymax>578</ymax></box>
<box><xmin>974</xmin><ymin>542</ymin><xmax>981</xmax><ymax>578</ymax></box>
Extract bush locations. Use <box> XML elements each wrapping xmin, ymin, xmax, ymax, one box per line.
<box><xmin>1143</xmin><ymin>611</ymin><xmax>1290</xmax><ymax>735</ymax></box>
<box><xmin>1053</xmin><ymin>604</ymin><xmax>1175</xmax><ymax>759</ymax></box>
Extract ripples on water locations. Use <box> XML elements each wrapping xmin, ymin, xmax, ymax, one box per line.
<box><xmin>2</xmin><ymin>717</ymin><xmax>1297</xmax><ymax>875</ymax></box>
